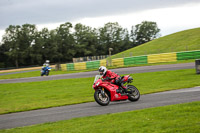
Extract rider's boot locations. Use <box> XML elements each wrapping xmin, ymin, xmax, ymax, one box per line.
<box><xmin>121</xmin><ymin>85</ymin><xmax>132</xmax><ymax>93</ymax></box>
<box><xmin>116</xmin><ymin>86</ymin><xmax>129</xmax><ymax>93</ymax></box>
<box><xmin>116</xmin><ymin>87</ymin><xmax>123</xmax><ymax>93</ymax></box>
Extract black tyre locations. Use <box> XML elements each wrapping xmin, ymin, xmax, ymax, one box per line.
<box><xmin>46</xmin><ymin>71</ymin><xmax>49</xmax><ymax>76</ymax></box>
<box><xmin>128</xmin><ymin>85</ymin><xmax>140</xmax><ymax>102</ymax></box>
<box><xmin>94</xmin><ymin>89</ymin><xmax>110</xmax><ymax>106</ymax></box>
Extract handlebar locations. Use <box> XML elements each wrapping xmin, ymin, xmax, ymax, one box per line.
<box><xmin>102</xmin><ymin>77</ymin><xmax>116</xmax><ymax>81</ymax></box>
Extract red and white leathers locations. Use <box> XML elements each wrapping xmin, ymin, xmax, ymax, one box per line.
<box><xmin>102</xmin><ymin>70</ymin><xmax>120</xmax><ymax>84</ymax></box>
<box><xmin>101</xmin><ymin>69</ymin><xmax>128</xmax><ymax>92</ymax></box>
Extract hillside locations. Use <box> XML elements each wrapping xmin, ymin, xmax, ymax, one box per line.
<box><xmin>111</xmin><ymin>27</ymin><xmax>200</xmax><ymax>59</ymax></box>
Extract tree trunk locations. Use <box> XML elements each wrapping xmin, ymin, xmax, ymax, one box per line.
<box><xmin>15</xmin><ymin>59</ymin><xmax>19</xmax><ymax>68</ymax></box>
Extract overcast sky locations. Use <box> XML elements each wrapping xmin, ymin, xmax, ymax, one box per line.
<box><xmin>0</xmin><ymin>0</ymin><xmax>200</xmax><ymax>42</ymax></box>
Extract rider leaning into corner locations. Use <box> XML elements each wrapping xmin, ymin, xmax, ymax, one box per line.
<box><xmin>98</xmin><ymin>66</ymin><xmax>131</xmax><ymax>93</ymax></box>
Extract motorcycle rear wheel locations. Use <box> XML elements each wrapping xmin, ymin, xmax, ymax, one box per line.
<box><xmin>46</xmin><ymin>71</ymin><xmax>49</xmax><ymax>76</ymax></box>
<box><xmin>94</xmin><ymin>89</ymin><xmax>110</xmax><ymax>106</ymax></box>
<box><xmin>127</xmin><ymin>85</ymin><xmax>140</xmax><ymax>102</ymax></box>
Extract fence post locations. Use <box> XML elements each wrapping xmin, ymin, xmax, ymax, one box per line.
<box><xmin>130</xmin><ymin>52</ymin><xmax>133</xmax><ymax>57</ymax></box>
<box><xmin>55</xmin><ymin>64</ymin><xmax>61</xmax><ymax>70</ymax></box>
<box><xmin>109</xmin><ymin>48</ymin><xmax>113</xmax><ymax>67</ymax></box>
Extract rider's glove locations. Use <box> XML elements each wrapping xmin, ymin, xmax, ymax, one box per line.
<box><xmin>103</xmin><ymin>77</ymin><xmax>113</xmax><ymax>81</ymax></box>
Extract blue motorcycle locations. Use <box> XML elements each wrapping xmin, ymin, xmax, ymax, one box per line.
<box><xmin>41</xmin><ymin>66</ymin><xmax>51</xmax><ymax>76</ymax></box>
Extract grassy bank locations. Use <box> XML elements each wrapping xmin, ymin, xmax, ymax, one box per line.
<box><xmin>1</xmin><ymin>101</ymin><xmax>200</xmax><ymax>133</ymax></box>
<box><xmin>0</xmin><ymin>68</ymin><xmax>200</xmax><ymax>114</ymax></box>
<box><xmin>111</xmin><ymin>27</ymin><xmax>200</xmax><ymax>59</ymax></box>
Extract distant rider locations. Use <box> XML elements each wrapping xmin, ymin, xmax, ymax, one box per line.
<box><xmin>98</xmin><ymin>66</ymin><xmax>128</xmax><ymax>93</ymax></box>
<box><xmin>44</xmin><ymin>60</ymin><xmax>50</xmax><ymax>67</ymax></box>
<box><xmin>42</xmin><ymin>60</ymin><xmax>51</xmax><ymax>71</ymax></box>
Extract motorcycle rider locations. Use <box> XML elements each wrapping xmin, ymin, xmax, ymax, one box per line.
<box><xmin>41</xmin><ymin>60</ymin><xmax>51</xmax><ymax>76</ymax></box>
<box><xmin>43</xmin><ymin>60</ymin><xmax>50</xmax><ymax>67</ymax></box>
<box><xmin>42</xmin><ymin>60</ymin><xmax>50</xmax><ymax>70</ymax></box>
<box><xmin>98</xmin><ymin>66</ymin><xmax>129</xmax><ymax>93</ymax></box>
<box><xmin>42</xmin><ymin>63</ymin><xmax>47</xmax><ymax>70</ymax></box>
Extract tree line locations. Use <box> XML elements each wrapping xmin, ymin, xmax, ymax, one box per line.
<box><xmin>0</xmin><ymin>21</ymin><xmax>160</xmax><ymax>68</ymax></box>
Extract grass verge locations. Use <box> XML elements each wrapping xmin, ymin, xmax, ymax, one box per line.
<box><xmin>0</xmin><ymin>69</ymin><xmax>97</xmax><ymax>80</ymax></box>
<box><xmin>1</xmin><ymin>101</ymin><xmax>200</xmax><ymax>133</ymax></box>
<box><xmin>0</xmin><ymin>68</ymin><xmax>200</xmax><ymax>114</ymax></box>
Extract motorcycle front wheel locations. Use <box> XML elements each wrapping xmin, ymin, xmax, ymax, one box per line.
<box><xmin>41</xmin><ymin>72</ymin><xmax>44</xmax><ymax>76</ymax></box>
<box><xmin>127</xmin><ymin>85</ymin><xmax>140</xmax><ymax>102</ymax></box>
<box><xmin>94</xmin><ymin>89</ymin><xmax>110</xmax><ymax>106</ymax></box>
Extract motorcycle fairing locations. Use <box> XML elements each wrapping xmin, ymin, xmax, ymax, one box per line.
<box><xmin>94</xmin><ymin>80</ymin><xmax>128</xmax><ymax>101</ymax></box>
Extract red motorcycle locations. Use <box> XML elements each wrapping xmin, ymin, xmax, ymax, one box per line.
<box><xmin>93</xmin><ymin>75</ymin><xmax>140</xmax><ymax>106</ymax></box>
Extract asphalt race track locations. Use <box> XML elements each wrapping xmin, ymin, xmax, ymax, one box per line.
<box><xmin>0</xmin><ymin>86</ymin><xmax>200</xmax><ymax>129</ymax></box>
<box><xmin>0</xmin><ymin>62</ymin><xmax>199</xmax><ymax>130</ymax></box>
<box><xmin>0</xmin><ymin>63</ymin><xmax>195</xmax><ymax>84</ymax></box>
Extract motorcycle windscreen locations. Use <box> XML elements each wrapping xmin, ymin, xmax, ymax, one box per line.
<box><xmin>94</xmin><ymin>75</ymin><xmax>102</xmax><ymax>83</ymax></box>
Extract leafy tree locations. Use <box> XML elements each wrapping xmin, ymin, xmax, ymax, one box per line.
<box><xmin>0</xmin><ymin>43</ymin><xmax>10</xmax><ymax>67</ymax></box>
<box><xmin>30</xmin><ymin>28</ymin><xmax>49</xmax><ymax>65</ymax></box>
<box><xmin>120</xmin><ymin>28</ymin><xmax>132</xmax><ymax>51</ymax></box>
<box><xmin>32</xmin><ymin>28</ymin><xmax>60</xmax><ymax>65</ymax></box>
<box><xmin>19</xmin><ymin>24</ymin><xmax>37</xmax><ymax>66</ymax></box>
<box><xmin>2</xmin><ymin>25</ymin><xmax>20</xmax><ymax>67</ymax></box>
<box><xmin>74</xmin><ymin>23</ymin><xmax>98</xmax><ymax>57</ymax></box>
<box><xmin>56</xmin><ymin>22</ymin><xmax>75</xmax><ymax>62</ymax></box>
<box><xmin>2</xmin><ymin>24</ymin><xmax>37</xmax><ymax>67</ymax></box>
<box><xmin>131</xmin><ymin>21</ymin><xmax>160</xmax><ymax>46</ymax></box>
<box><xmin>0</xmin><ymin>20</ymin><xmax>161</xmax><ymax>68</ymax></box>
<box><xmin>48</xmin><ymin>30</ymin><xmax>60</xmax><ymax>63</ymax></box>
<box><xmin>98</xmin><ymin>22</ymin><xmax>126</xmax><ymax>55</ymax></box>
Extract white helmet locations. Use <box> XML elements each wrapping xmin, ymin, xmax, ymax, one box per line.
<box><xmin>99</xmin><ymin>66</ymin><xmax>107</xmax><ymax>75</ymax></box>
<box><xmin>46</xmin><ymin>60</ymin><xmax>50</xmax><ymax>63</ymax></box>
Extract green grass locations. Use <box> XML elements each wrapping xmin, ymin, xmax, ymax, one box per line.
<box><xmin>1</xmin><ymin>101</ymin><xmax>200</xmax><ymax>133</ymax></box>
<box><xmin>0</xmin><ymin>77</ymin><xmax>94</xmax><ymax>114</ymax></box>
<box><xmin>0</xmin><ymin>69</ymin><xmax>97</xmax><ymax>79</ymax></box>
<box><xmin>0</xmin><ymin>59</ymin><xmax>195</xmax><ymax>80</ymax></box>
<box><xmin>112</xmin><ymin>27</ymin><xmax>200</xmax><ymax>59</ymax></box>
<box><xmin>0</xmin><ymin>68</ymin><xmax>200</xmax><ymax>114</ymax></box>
